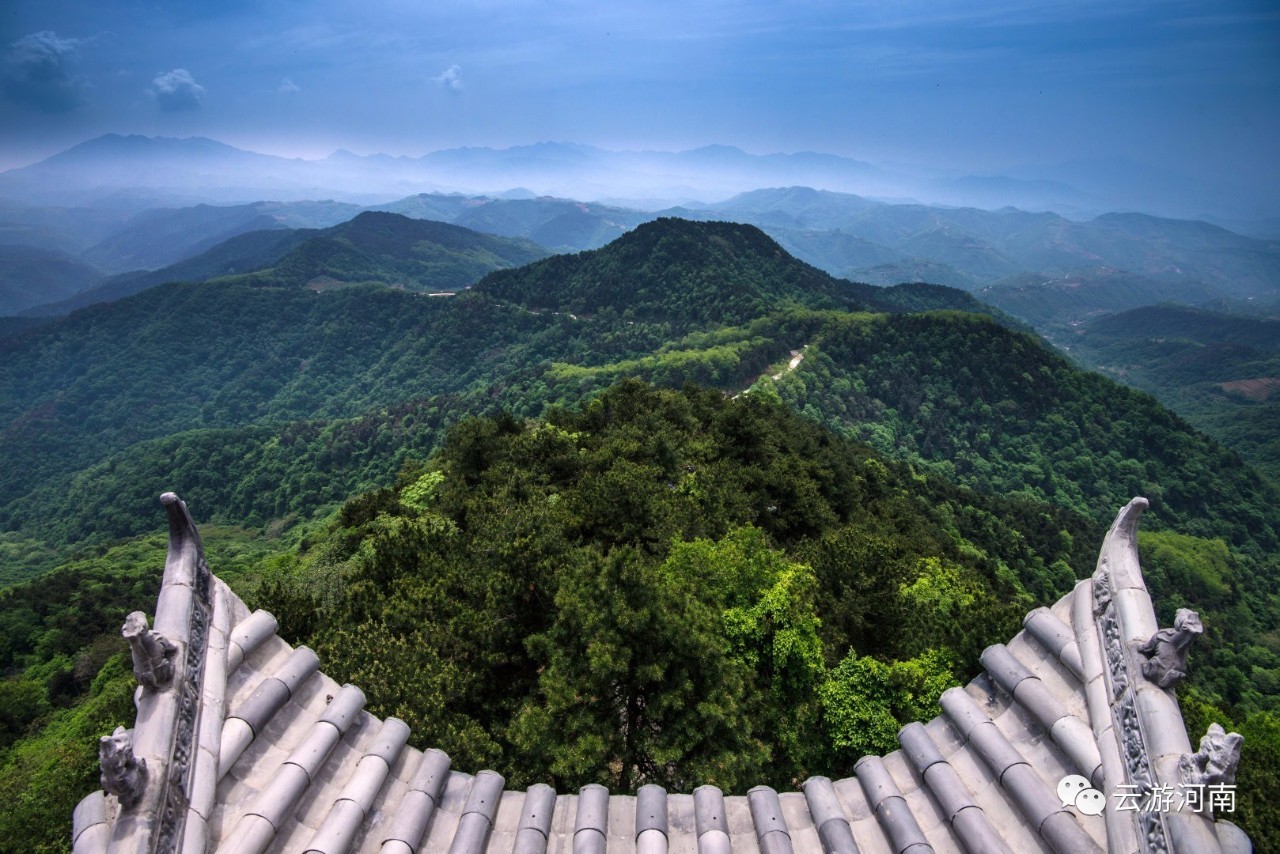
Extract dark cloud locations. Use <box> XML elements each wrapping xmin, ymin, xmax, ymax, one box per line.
<box><xmin>150</xmin><ymin>68</ymin><xmax>205</xmax><ymax>111</ymax></box>
<box><xmin>2</xmin><ymin>30</ymin><xmax>85</xmax><ymax>112</ymax></box>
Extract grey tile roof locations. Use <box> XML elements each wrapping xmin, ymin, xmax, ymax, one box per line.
<box><xmin>72</xmin><ymin>495</ymin><xmax>1250</xmax><ymax>853</ymax></box>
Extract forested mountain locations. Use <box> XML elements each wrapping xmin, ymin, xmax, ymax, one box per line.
<box><xmin>0</xmin><ymin>246</ymin><xmax>102</xmax><ymax>315</ymax></box>
<box><xmin>21</xmin><ymin>211</ymin><xmax>550</xmax><ymax>317</ymax></box>
<box><xmin>373</xmin><ymin>187</ymin><xmax>1280</xmax><ymax>322</ymax></box>
<box><xmin>210</xmin><ymin>211</ymin><xmax>551</xmax><ymax>292</ymax></box>
<box><xmin>78</xmin><ymin>200</ymin><xmax>360</xmax><ymax>274</ymax></box>
<box><xmin>0</xmin><ymin>218</ymin><xmax>936</xmax><ymax>548</ymax></box>
<box><xmin>674</xmin><ymin>187</ymin><xmax>1280</xmax><ymax>336</ymax></box>
<box><xmin>20</xmin><ymin>228</ymin><xmax>316</xmax><ymax>317</ymax></box>
<box><xmin>9</xmin><ymin>183</ymin><xmax>1277</xmax><ymax>332</ymax></box>
<box><xmin>1</xmin><ymin>217</ymin><xmax>1271</xmax><ymax>556</ymax></box>
<box><xmin>1063</xmin><ymin>305</ymin><xmax>1280</xmax><ymax>484</ymax></box>
<box><xmin>477</xmin><ymin>217</ymin><xmax>868</xmax><ymax>326</ymax></box>
<box><xmin>2</xmin><ymin>216</ymin><xmax>1280</xmax><ymax>847</ymax></box>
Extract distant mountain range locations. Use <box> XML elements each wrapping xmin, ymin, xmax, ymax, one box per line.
<box><xmin>0</xmin><ymin>134</ymin><xmax>891</xmax><ymax>209</ymax></box>
<box><xmin>7</xmin><ymin>184</ymin><xmax>1279</xmax><ymax>329</ymax></box>
<box><xmin>2</xmin><ymin>134</ymin><xmax>1273</xmax><ymax>228</ymax></box>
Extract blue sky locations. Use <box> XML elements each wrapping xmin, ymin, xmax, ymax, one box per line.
<box><xmin>1</xmin><ymin>0</ymin><xmax>1277</xmax><ymax>193</ymax></box>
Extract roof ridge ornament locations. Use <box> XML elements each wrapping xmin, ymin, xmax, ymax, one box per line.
<box><xmin>123</xmin><ymin>611</ymin><xmax>178</xmax><ymax>692</ymax></box>
<box><xmin>98</xmin><ymin>727</ymin><xmax>146</xmax><ymax>810</ymax></box>
<box><xmin>1138</xmin><ymin>608</ymin><xmax>1204</xmax><ymax>689</ymax></box>
<box><xmin>1180</xmin><ymin>723</ymin><xmax>1244</xmax><ymax>793</ymax></box>
<box><xmin>74</xmin><ymin>494</ymin><xmax>1247</xmax><ymax>852</ymax></box>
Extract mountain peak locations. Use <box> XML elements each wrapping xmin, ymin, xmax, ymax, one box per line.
<box><xmin>53</xmin><ymin>134</ymin><xmax>239</xmax><ymax>159</ymax></box>
<box><xmin>474</xmin><ymin>217</ymin><xmax>863</xmax><ymax>326</ymax></box>
<box><xmin>255</xmin><ymin>211</ymin><xmax>549</xmax><ymax>291</ymax></box>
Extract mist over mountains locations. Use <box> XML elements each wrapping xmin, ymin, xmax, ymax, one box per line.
<box><xmin>4</xmin><ymin>169</ymin><xmax>1276</xmax><ymax>331</ymax></box>
<box><xmin>1</xmin><ymin>134</ymin><xmax>1273</xmax><ymax>231</ymax></box>
<box><xmin>1</xmin><ymin>132</ymin><xmax>1277</xmax><ymax>491</ymax></box>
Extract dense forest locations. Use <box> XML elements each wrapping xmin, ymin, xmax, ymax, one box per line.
<box><xmin>1061</xmin><ymin>304</ymin><xmax>1280</xmax><ymax>486</ymax></box>
<box><xmin>1</xmin><ymin>216</ymin><xmax>1279</xmax><ymax>848</ymax></box>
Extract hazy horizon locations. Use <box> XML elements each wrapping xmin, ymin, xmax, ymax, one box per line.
<box><xmin>2</xmin><ymin>1</ymin><xmax>1278</xmax><ymax>220</ymax></box>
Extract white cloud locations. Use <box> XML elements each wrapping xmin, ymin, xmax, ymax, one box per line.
<box><xmin>150</xmin><ymin>68</ymin><xmax>205</xmax><ymax>111</ymax></box>
<box><xmin>433</xmin><ymin>64</ymin><xmax>463</xmax><ymax>92</ymax></box>
<box><xmin>278</xmin><ymin>77</ymin><xmax>300</xmax><ymax>95</ymax></box>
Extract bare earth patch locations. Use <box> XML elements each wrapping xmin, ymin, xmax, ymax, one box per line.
<box><xmin>1218</xmin><ymin>377</ymin><xmax>1280</xmax><ymax>401</ymax></box>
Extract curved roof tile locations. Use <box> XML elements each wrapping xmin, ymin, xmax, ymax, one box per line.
<box><xmin>72</xmin><ymin>495</ymin><xmax>1246</xmax><ymax>853</ymax></box>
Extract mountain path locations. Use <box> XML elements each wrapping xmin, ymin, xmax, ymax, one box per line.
<box><xmin>732</xmin><ymin>344</ymin><xmax>808</xmax><ymax>399</ymax></box>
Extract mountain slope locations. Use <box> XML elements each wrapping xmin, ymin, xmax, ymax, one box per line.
<box><xmin>23</xmin><ymin>212</ymin><xmax>554</xmax><ymax>317</ymax></box>
<box><xmin>1064</xmin><ymin>305</ymin><xmax>1280</xmax><ymax>484</ymax></box>
<box><xmin>0</xmin><ymin>217</ymin><xmax>1270</xmax><ymax>554</ymax></box>
<box><xmin>0</xmin><ymin>246</ymin><xmax>103</xmax><ymax>315</ymax></box>
<box><xmin>235</xmin><ymin>211</ymin><xmax>550</xmax><ymax>292</ymax></box>
<box><xmin>79</xmin><ymin>200</ymin><xmax>361</xmax><ymax>273</ymax></box>
<box><xmin>21</xmin><ymin>228</ymin><xmax>317</xmax><ymax>317</ymax></box>
<box><xmin>475</xmin><ymin>217</ymin><xmax>872</xmax><ymax>328</ymax></box>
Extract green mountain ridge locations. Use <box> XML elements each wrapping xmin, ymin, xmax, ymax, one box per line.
<box><xmin>228</xmin><ymin>211</ymin><xmax>551</xmax><ymax>292</ymax></box>
<box><xmin>1</xmin><ymin>217</ymin><xmax>1271</xmax><ymax>554</ymax></box>
<box><xmin>79</xmin><ymin>199</ymin><xmax>363</xmax><ymax>274</ymax></box>
<box><xmin>0</xmin><ymin>218</ymin><xmax>994</xmax><ymax>544</ymax></box>
<box><xmin>15</xmin><ymin>183</ymin><xmax>1280</xmax><ymax>331</ymax></box>
<box><xmin>19</xmin><ymin>211</ymin><xmax>552</xmax><ymax>317</ymax></box>
<box><xmin>474</xmin><ymin>217</ymin><xmax>864</xmax><ymax>326</ymax></box>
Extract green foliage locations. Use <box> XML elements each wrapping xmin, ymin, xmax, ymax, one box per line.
<box><xmin>897</xmin><ymin>556</ymin><xmax>1006</xmax><ymax>664</ymax></box>
<box><xmin>1062</xmin><ymin>304</ymin><xmax>1280</xmax><ymax>485</ymax></box>
<box><xmin>1180</xmin><ymin>687</ymin><xmax>1280</xmax><ymax>851</ymax></box>
<box><xmin>0</xmin><ymin>653</ymin><xmax>134</xmax><ymax>853</ymax></box>
<box><xmin>228</xmin><ymin>211</ymin><xmax>549</xmax><ymax>293</ymax></box>
<box><xmin>512</xmin><ymin>545</ymin><xmax>766</xmax><ymax>792</ymax></box>
<box><xmin>253</xmin><ymin>382</ymin><xmax>1094</xmax><ymax>793</ymax></box>
<box><xmin>821</xmin><ymin>648</ymin><xmax>956</xmax><ymax>768</ymax></box>
<box><xmin>662</xmin><ymin>527</ymin><xmax>828</xmax><ymax>780</ymax></box>
<box><xmin>400</xmin><ymin>469</ymin><xmax>445</xmax><ymax>511</ymax></box>
<box><xmin>1140</xmin><ymin>530</ymin><xmax>1233</xmax><ymax>611</ymax></box>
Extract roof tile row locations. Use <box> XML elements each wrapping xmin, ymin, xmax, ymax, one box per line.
<box><xmin>71</xmin><ymin>496</ymin><xmax>1243</xmax><ymax>853</ymax></box>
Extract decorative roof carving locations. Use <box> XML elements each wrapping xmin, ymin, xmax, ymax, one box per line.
<box><xmin>122</xmin><ymin>611</ymin><xmax>178</xmax><ymax>692</ymax></box>
<box><xmin>1138</xmin><ymin>609</ymin><xmax>1204</xmax><ymax>690</ymax></box>
<box><xmin>98</xmin><ymin>727</ymin><xmax>146</xmax><ymax>810</ymax></box>
<box><xmin>71</xmin><ymin>495</ymin><xmax>1249</xmax><ymax>853</ymax></box>
<box><xmin>1180</xmin><ymin>723</ymin><xmax>1244</xmax><ymax>791</ymax></box>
